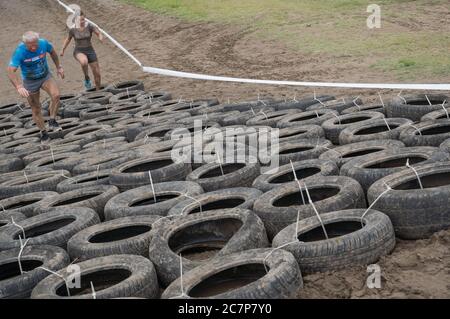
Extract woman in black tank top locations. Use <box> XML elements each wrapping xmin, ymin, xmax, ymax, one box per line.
<box><xmin>61</xmin><ymin>11</ymin><xmax>104</xmax><ymax>90</ymax></box>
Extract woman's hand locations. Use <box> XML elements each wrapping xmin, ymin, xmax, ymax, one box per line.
<box><xmin>60</xmin><ymin>50</ymin><xmax>65</xmax><ymax>57</ymax></box>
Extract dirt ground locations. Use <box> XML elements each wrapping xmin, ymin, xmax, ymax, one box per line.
<box><xmin>0</xmin><ymin>0</ymin><xmax>449</xmax><ymax>299</ymax></box>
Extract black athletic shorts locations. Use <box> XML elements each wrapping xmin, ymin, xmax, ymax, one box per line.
<box><xmin>73</xmin><ymin>46</ymin><xmax>98</xmax><ymax>64</ymax></box>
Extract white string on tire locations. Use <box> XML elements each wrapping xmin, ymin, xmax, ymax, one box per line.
<box><xmin>148</xmin><ymin>171</ymin><xmax>157</xmax><ymax>203</ymax></box>
<box><xmin>406</xmin><ymin>158</ymin><xmax>424</xmax><ymax>189</ymax></box>
<box><xmin>441</xmin><ymin>100</ymin><xmax>449</xmax><ymax>119</ymax></box>
<box><xmin>360</xmin><ymin>182</ymin><xmax>392</xmax><ymax>227</ymax></box>
<box><xmin>55</xmin><ymin>0</ymin><xmax>450</xmax><ymax>91</ymax></box>
<box><xmin>37</xmin><ymin>267</ymin><xmax>72</xmax><ymax>297</ymax></box>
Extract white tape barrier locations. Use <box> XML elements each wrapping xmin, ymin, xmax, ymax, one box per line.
<box><xmin>56</xmin><ymin>0</ymin><xmax>450</xmax><ymax>91</ymax></box>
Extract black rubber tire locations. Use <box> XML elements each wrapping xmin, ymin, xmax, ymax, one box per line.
<box><xmin>321</xmin><ymin>111</ymin><xmax>385</xmax><ymax>144</ymax></box>
<box><xmin>65</xmin><ymin>124</ymin><xmax>112</xmax><ymax>139</ymax></box>
<box><xmin>166</xmin><ymin>101</ymin><xmax>211</xmax><ymax>116</ymax></box>
<box><xmin>0</xmin><ymin>191</ymin><xmax>58</xmax><ymax>218</ymax></box>
<box><xmin>162</xmin><ymin>248</ymin><xmax>301</xmax><ymax>299</ymax></box>
<box><xmin>368</xmin><ymin>161</ymin><xmax>450</xmax><ymax>239</ymax></box>
<box><xmin>25</xmin><ymin>152</ymin><xmax>81</xmax><ymax>172</ymax></box>
<box><xmin>319</xmin><ymin>139</ymin><xmax>405</xmax><ymax>168</ymax></box>
<box><xmin>0</xmin><ymin>156</ymin><xmax>23</xmax><ymax>173</ymax></box>
<box><xmin>110</xmin><ymin>154</ymin><xmax>192</xmax><ymax>191</ymax></box>
<box><xmin>272</xmin><ymin>209</ymin><xmax>395</xmax><ymax>274</ymax></box>
<box><xmin>440</xmin><ymin>138</ymin><xmax>450</xmax><ymax>154</ymax></box>
<box><xmin>246</xmin><ymin>109</ymin><xmax>298</xmax><ymax>128</ymax></box>
<box><xmin>56</xmin><ymin>169</ymin><xmax>111</xmax><ymax>193</ymax></box>
<box><xmin>252</xmin><ymin>159</ymin><xmax>339</xmax><ymax>192</ymax></box>
<box><xmin>22</xmin><ymin>144</ymin><xmax>81</xmax><ymax>165</ymax></box>
<box><xmin>186</xmin><ymin>160</ymin><xmax>260</xmax><ymax>192</ymax></box>
<box><xmin>420</xmin><ymin>107</ymin><xmax>450</xmax><ymax>122</ymax></box>
<box><xmin>0</xmin><ymin>170</ymin><xmax>69</xmax><ymax>200</ymax></box>
<box><xmin>399</xmin><ymin>120</ymin><xmax>450</xmax><ymax>147</ymax></box>
<box><xmin>0</xmin><ymin>113</ymin><xmax>20</xmax><ymax>124</ymax></box>
<box><xmin>79</xmin><ymin>105</ymin><xmax>110</xmax><ymax>120</ymax></box>
<box><xmin>340</xmin><ymin>146</ymin><xmax>450</xmax><ymax>192</ymax></box>
<box><xmin>63</xmin><ymin>103</ymin><xmax>101</xmax><ymax>118</ymax></box>
<box><xmin>33</xmin><ymin>185</ymin><xmax>119</xmax><ymax>221</ymax></box>
<box><xmin>107</xmin><ymin>80</ymin><xmax>145</xmax><ymax>94</ymax></box>
<box><xmin>72</xmin><ymin>151</ymin><xmax>138</xmax><ymax>175</ymax></box>
<box><xmin>108</xmin><ymin>103</ymin><xmax>149</xmax><ymax>116</ymax></box>
<box><xmin>109</xmin><ymin>91</ymin><xmax>145</xmax><ymax>104</ymax></box>
<box><xmin>273</xmin><ymin>139</ymin><xmax>333</xmax><ymax>166</ymax></box>
<box><xmin>149</xmin><ymin>208</ymin><xmax>269</xmax><ymax>287</ymax></box>
<box><xmin>136</xmin><ymin>91</ymin><xmax>172</xmax><ymax>103</ymax></box>
<box><xmin>253</xmin><ymin>176</ymin><xmax>366</xmax><ymax>239</ymax></box>
<box><xmin>220</xmin><ymin>107</ymin><xmax>274</xmax><ymax>126</ymax></box>
<box><xmin>167</xmin><ymin>187</ymin><xmax>262</xmax><ymax>217</ymax></box>
<box><xmin>104</xmin><ymin>181</ymin><xmax>204</xmax><ymax>220</ymax></box>
<box><xmin>306</xmin><ymin>97</ymin><xmax>363</xmax><ymax>114</ymax></box>
<box><xmin>78</xmin><ymin>92</ymin><xmax>114</xmax><ymax>105</ymax></box>
<box><xmin>90</xmin><ymin>114</ymin><xmax>131</xmax><ymax>127</ymax></box>
<box><xmin>0</xmin><ymin>207</ymin><xmax>100</xmax><ymax>251</ymax></box>
<box><xmin>338</xmin><ymin>118</ymin><xmax>412</xmax><ymax>145</ymax></box>
<box><xmin>136</xmin><ymin>123</ymin><xmax>185</xmax><ymax>141</ymax></box>
<box><xmin>0</xmin><ymin>211</ymin><xmax>26</xmax><ymax>229</ymax></box>
<box><xmin>81</xmin><ymin>137</ymin><xmax>128</xmax><ymax>154</ymax></box>
<box><xmin>93</xmin><ymin>126</ymin><xmax>126</xmax><ymax>140</ymax></box>
<box><xmin>271</xmin><ymin>95</ymin><xmax>335</xmax><ymax>111</ymax></box>
<box><xmin>0</xmin><ymin>102</ymin><xmax>25</xmax><ymax>115</ymax></box>
<box><xmin>387</xmin><ymin>94</ymin><xmax>449</xmax><ymax>121</ymax></box>
<box><xmin>0</xmin><ymin>245</ymin><xmax>70</xmax><ymax>299</ymax></box>
<box><xmin>341</xmin><ymin>103</ymin><xmax>386</xmax><ymax>116</ymax></box>
<box><xmin>12</xmin><ymin>127</ymin><xmax>43</xmax><ymax>140</ymax></box>
<box><xmin>67</xmin><ymin>215</ymin><xmax>161</xmax><ymax>261</ymax></box>
<box><xmin>277</xmin><ymin>109</ymin><xmax>339</xmax><ymax>128</ymax></box>
<box><xmin>31</xmin><ymin>254</ymin><xmax>159</xmax><ymax>299</ymax></box>
<box><xmin>0</xmin><ymin>137</ymin><xmax>40</xmax><ymax>154</ymax></box>
<box><xmin>278</xmin><ymin>125</ymin><xmax>325</xmax><ymax>144</ymax></box>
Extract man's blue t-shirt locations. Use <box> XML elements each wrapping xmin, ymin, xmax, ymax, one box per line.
<box><xmin>9</xmin><ymin>39</ymin><xmax>53</xmax><ymax>80</ymax></box>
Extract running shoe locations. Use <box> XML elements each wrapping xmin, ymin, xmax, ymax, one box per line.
<box><xmin>84</xmin><ymin>79</ymin><xmax>93</xmax><ymax>90</ymax></box>
<box><xmin>48</xmin><ymin>118</ymin><xmax>62</xmax><ymax>132</ymax></box>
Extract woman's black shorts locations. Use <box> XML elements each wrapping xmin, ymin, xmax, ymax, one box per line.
<box><xmin>73</xmin><ymin>46</ymin><xmax>98</xmax><ymax>63</ymax></box>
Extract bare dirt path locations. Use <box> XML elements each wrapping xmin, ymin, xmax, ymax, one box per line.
<box><xmin>0</xmin><ymin>0</ymin><xmax>448</xmax><ymax>298</ymax></box>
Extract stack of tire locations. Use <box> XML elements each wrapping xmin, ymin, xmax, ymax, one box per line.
<box><xmin>0</xmin><ymin>84</ymin><xmax>449</xmax><ymax>299</ymax></box>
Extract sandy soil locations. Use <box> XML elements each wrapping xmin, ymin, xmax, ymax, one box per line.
<box><xmin>0</xmin><ymin>0</ymin><xmax>448</xmax><ymax>299</ymax></box>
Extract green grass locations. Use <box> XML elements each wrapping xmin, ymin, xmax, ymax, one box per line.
<box><xmin>121</xmin><ymin>0</ymin><xmax>450</xmax><ymax>79</ymax></box>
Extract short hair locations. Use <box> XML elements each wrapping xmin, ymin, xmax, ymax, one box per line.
<box><xmin>22</xmin><ymin>31</ymin><xmax>39</xmax><ymax>43</ymax></box>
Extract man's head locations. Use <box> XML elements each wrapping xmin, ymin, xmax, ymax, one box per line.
<box><xmin>22</xmin><ymin>31</ymin><xmax>40</xmax><ymax>52</ymax></box>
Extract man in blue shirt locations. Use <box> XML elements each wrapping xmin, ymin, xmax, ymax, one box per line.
<box><xmin>7</xmin><ymin>31</ymin><xmax>65</xmax><ymax>142</ymax></box>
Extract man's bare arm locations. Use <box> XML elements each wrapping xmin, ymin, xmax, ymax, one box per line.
<box><xmin>49</xmin><ymin>48</ymin><xmax>64</xmax><ymax>79</ymax></box>
<box><xmin>7</xmin><ymin>66</ymin><xmax>29</xmax><ymax>98</ymax></box>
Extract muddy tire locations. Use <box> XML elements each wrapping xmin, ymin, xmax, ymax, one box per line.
<box><xmin>246</xmin><ymin>109</ymin><xmax>298</xmax><ymax>128</ymax></box>
<box><xmin>340</xmin><ymin>146</ymin><xmax>450</xmax><ymax>192</ymax></box>
<box><xmin>307</xmin><ymin>97</ymin><xmax>363</xmax><ymax>114</ymax></box>
<box><xmin>0</xmin><ymin>102</ymin><xmax>25</xmax><ymax>115</ymax></box>
<box><xmin>399</xmin><ymin>120</ymin><xmax>450</xmax><ymax>147</ymax></box>
<box><xmin>252</xmin><ymin>159</ymin><xmax>339</xmax><ymax>192</ymax></box>
<box><xmin>0</xmin><ymin>211</ymin><xmax>26</xmax><ymax>229</ymax></box>
<box><xmin>0</xmin><ymin>191</ymin><xmax>58</xmax><ymax>218</ymax></box>
<box><xmin>274</xmin><ymin>139</ymin><xmax>333</xmax><ymax>166</ymax></box>
<box><xmin>277</xmin><ymin>109</ymin><xmax>339</xmax><ymax>128</ymax></box>
<box><xmin>137</xmin><ymin>91</ymin><xmax>172</xmax><ymax>103</ymax></box>
<box><xmin>253</xmin><ymin>176</ymin><xmax>366</xmax><ymax>239</ymax></box>
<box><xmin>168</xmin><ymin>187</ymin><xmax>262</xmax><ymax>217</ymax></box>
<box><xmin>341</xmin><ymin>103</ymin><xmax>386</xmax><ymax>116</ymax></box>
<box><xmin>110</xmin><ymin>155</ymin><xmax>192</xmax><ymax>191</ymax></box>
<box><xmin>338</xmin><ymin>118</ymin><xmax>412</xmax><ymax>145</ymax></box>
<box><xmin>34</xmin><ymin>185</ymin><xmax>118</xmax><ymax>220</ymax></box>
<box><xmin>272</xmin><ymin>209</ymin><xmax>395</xmax><ymax>274</ymax></box>
<box><xmin>109</xmin><ymin>90</ymin><xmax>145</xmax><ymax>104</ymax></box>
<box><xmin>420</xmin><ymin>108</ymin><xmax>450</xmax><ymax>122</ymax></box>
<box><xmin>78</xmin><ymin>92</ymin><xmax>114</xmax><ymax>105</ymax></box>
<box><xmin>278</xmin><ymin>125</ymin><xmax>325</xmax><ymax>143</ymax></box>
<box><xmin>0</xmin><ymin>156</ymin><xmax>23</xmax><ymax>173</ymax></box>
<box><xmin>72</xmin><ymin>151</ymin><xmax>138</xmax><ymax>175</ymax></box>
<box><xmin>0</xmin><ymin>207</ymin><xmax>100</xmax><ymax>251</ymax></box>
<box><xmin>31</xmin><ymin>254</ymin><xmax>159</xmax><ymax>299</ymax></box>
<box><xmin>321</xmin><ymin>111</ymin><xmax>385</xmax><ymax>144</ymax></box>
<box><xmin>104</xmin><ymin>181</ymin><xmax>204</xmax><ymax>220</ymax></box>
<box><xmin>25</xmin><ymin>152</ymin><xmax>81</xmax><ymax>172</ymax></box>
<box><xmin>107</xmin><ymin>80</ymin><xmax>145</xmax><ymax>94</ymax></box>
<box><xmin>0</xmin><ymin>171</ymin><xmax>69</xmax><ymax>200</ymax></box>
<box><xmin>67</xmin><ymin>215</ymin><xmax>161</xmax><ymax>261</ymax></box>
<box><xmin>319</xmin><ymin>140</ymin><xmax>405</xmax><ymax>168</ymax></box>
<box><xmin>368</xmin><ymin>161</ymin><xmax>450</xmax><ymax>239</ymax></box>
<box><xmin>162</xmin><ymin>248</ymin><xmax>301</xmax><ymax>299</ymax></box>
<box><xmin>271</xmin><ymin>95</ymin><xmax>335</xmax><ymax>111</ymax></box>
<box><xmin>186</xmin><ymin>161</ymin><xmax>260</xmax><ymax>192</ymax></box>
<box><xmin>387</xmin><ymin>94</ymin><xmax>449</xmax><ymax>121</ymax></box>
<box><xmin>149</xmin><ymin>209</ymin><xmax>269</xmax><ymax>287</ymax></box>
<box><xmin>63</xmin><ymin>103</ymin><xmax>101</xmax><ymax>118</ymax></box>
<box><xmin>0</xmin><ymin>245</ymin><xmax>70</xmax><ymax>299</ymax></box>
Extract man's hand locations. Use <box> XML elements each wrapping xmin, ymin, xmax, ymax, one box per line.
<box><xmin>57</xmin><ymin>66</ymin><xmax>65</xmax><ymax>79</ymax></box>
<box><xmin>16</xmin><ymin>85</ymin><xmax>30</xmax><ymax>98</ymax></box>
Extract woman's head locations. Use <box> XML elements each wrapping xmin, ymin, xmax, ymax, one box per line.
<box><xmin>78</xmin><ymin>11</ymin><xmax>86</xmax><ymax>27</ymax></box>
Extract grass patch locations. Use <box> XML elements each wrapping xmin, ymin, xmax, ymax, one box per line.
<box><xmin>121</xmin><ymin>0</ymin><xmax>450</xmax><ymax>79</ymax></box>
